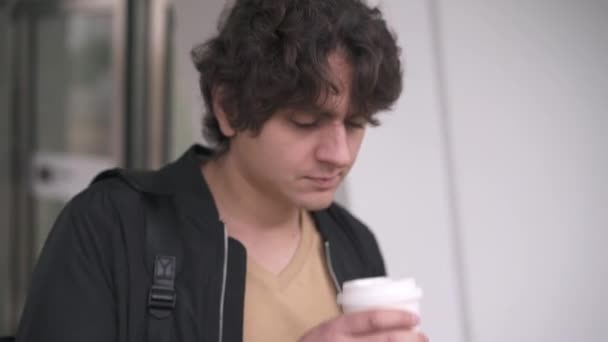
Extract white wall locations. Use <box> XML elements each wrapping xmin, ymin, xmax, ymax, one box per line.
<box><xmin>434</xmin><ymin>1</ymin><xmax>608</xmax><ymax>341</ymax></box>
<box><xmin>346</xmin><ymin>1</ymin><xmax>466</xmax><ymax>341</ymax></box>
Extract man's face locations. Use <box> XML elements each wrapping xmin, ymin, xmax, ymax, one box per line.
<box><xmin>227</xmin><ymin>52</ymin><xmax>367</xmax><ymax>210</ymax></box>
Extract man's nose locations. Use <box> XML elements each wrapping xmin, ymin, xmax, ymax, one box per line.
<box><xmin>315</xmin><ymin>123</ymin><xmax>351</xmax><ymax>168</ymax></box>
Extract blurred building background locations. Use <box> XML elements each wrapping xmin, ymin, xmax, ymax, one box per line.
<box><xmin>0</xmin><ymin>0</ymin><xmax>606</xmax><ymax>341</ymax></box>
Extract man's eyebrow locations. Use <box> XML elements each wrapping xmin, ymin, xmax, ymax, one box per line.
<box><xmin>316</xmin><ymin>108</ymin><xmax>364</xmax><ymax>120</ymax></box>
<box><xmin>320</xmin><ymin>110</ymin><xmax>354</xmax><ymax>121</ymax></box>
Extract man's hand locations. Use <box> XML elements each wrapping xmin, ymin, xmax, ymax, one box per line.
<box><xmin>299</xmin><ymin>309</ymin><xmax>429</xmax><ymax>341</ymax></box>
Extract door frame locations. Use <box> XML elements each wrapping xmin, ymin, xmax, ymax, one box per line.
<box><xmin>3</xmin><ymin>0</ymin><xmax>174</xmax><ymax>333</ymax></box>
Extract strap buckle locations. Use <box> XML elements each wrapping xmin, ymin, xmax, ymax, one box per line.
<box><xmin>148</xmin><ymin>284</ymin><xmax>176</xmax><ymax>318</ymax></box>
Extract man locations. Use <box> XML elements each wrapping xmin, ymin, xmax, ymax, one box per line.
<box><xmin>17</xmin><ymin>0</ymin><xmax>428</xmax><ymax>341</ymax></box>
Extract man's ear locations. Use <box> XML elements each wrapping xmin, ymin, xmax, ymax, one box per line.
<box><xmin>212</xmin><ymin>86</ymin><xmax>236</xmax><ymax>137</ymax></box>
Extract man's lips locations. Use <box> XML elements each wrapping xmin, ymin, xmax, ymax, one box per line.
<box><xmin>304</xmin><ymin>174</ymin><xmax>342</xmax><ymax>189</ymax></box>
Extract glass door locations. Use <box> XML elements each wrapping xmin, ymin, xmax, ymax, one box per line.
<box><xmin>7</xmin><ymin>0</ymin><xmax>127</xmax><ymax>334</ymax></box>
<box><xmin>29</xmin><ymin>3</ymin><xmax>124</xmax><ymax>254</ymax></box>
<box><xmin>2</xmin><ymin>0</ymin><xmax>174</xmax><ymax>334</ymax></box>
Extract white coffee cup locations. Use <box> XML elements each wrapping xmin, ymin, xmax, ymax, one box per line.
<box><xmin>337</xmin><ymin>277</ymin><xmax>423</xmax><ymax>316</ymax></box>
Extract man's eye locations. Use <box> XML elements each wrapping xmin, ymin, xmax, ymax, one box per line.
<box><xmin>290</xmin><ymin>118</ymin><xmax>321</xmax><ymax>129</ymax></box>
<box><xmin>345</xmin><ymin>120</ymin><xmax>366</xmax><ymax>129</ymax></box>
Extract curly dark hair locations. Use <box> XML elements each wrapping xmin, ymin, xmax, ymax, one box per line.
<box><xmin>191</xmin><ymin>0</ymin><xmax>402</xmax><ymax>153</ymax></box>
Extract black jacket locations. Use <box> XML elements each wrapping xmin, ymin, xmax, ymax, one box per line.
<box><xmin>17</xmin><ymin>145</ymin><xmax>386</xmax><ymax>342</ymax></box>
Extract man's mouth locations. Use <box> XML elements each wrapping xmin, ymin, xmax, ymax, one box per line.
<box><xmin>304</xmin><ymin>174</ymin><xmax>342</xmax><ymax>189</ymax></box>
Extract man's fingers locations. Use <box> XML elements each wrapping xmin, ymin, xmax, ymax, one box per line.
<box><xmin>298</xmin><ymin>310</ymin><xmax>427</xmax><ymax>342</ymax></box>
<box><xmin>339</xmin><ymin>309</ymin><xmax>420</xmax><ymax>335</ymax></box>
<box><xmin>355</xmin><ymin>331</ymin><xmax>429</xmax><ymax>342</ymax></box>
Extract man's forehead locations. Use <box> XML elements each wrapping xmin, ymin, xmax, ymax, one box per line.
<box><xmin>280</xmin><ymin>51</ymin><xmax>361</xmax><ymax>118</ymax></box>
<box><xmin>308</xmin><ymin>52</ymin><xmax>354</xmax><ymax>115</ymax></box>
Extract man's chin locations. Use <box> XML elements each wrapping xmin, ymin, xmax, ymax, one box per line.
<box><xmin>297</xmin><ymin>192</ymin><xmax>336</xmax><ymax>211</ymax></box>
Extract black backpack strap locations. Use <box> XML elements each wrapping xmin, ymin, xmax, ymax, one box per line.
<box><xmin>92</xmin><ymin>168</ymin><xmax>183</xmax><ymax>342</ymax></box>
<box><xmin>143</xmin><ymin>194</ymin><xmax>182</xmax><ymax>342</ymax></box>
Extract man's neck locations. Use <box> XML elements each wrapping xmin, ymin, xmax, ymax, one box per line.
<box><xmin>201</xmin><ymin>154</ymin><xmax>300</xmax><ymax>234</ymax></box>
<box><xmin>201</xmin><ymin>155</ymin><xmax>303</xmax><ymax>275</ymax></box>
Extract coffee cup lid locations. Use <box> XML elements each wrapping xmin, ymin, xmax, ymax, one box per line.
<box><xmin>337</xmin><ymin>277</ymin><xmax>423</xmax><ymax>306</ymax></box>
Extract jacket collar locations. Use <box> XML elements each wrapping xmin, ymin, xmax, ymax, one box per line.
<box><xmin>131</xmin><ymin>144</ymin><xmax>213</xmax><ymax>195</ymax></box>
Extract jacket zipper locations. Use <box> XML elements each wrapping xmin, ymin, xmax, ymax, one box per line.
<box><xmin>324</xmin><ymin>241</ymin><xmax>342</xmax><ymax>293</ymax></box>
<box><xmin>218</xmin><ymin>226</ymin><xmax>228</xmax><ymax>342</ymax></box>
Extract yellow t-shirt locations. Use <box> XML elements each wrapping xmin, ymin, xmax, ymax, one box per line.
<box><xmin>242</xmin><ymin>212</ymin><xmax>341</xmax><ymax>342</ymax></box>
